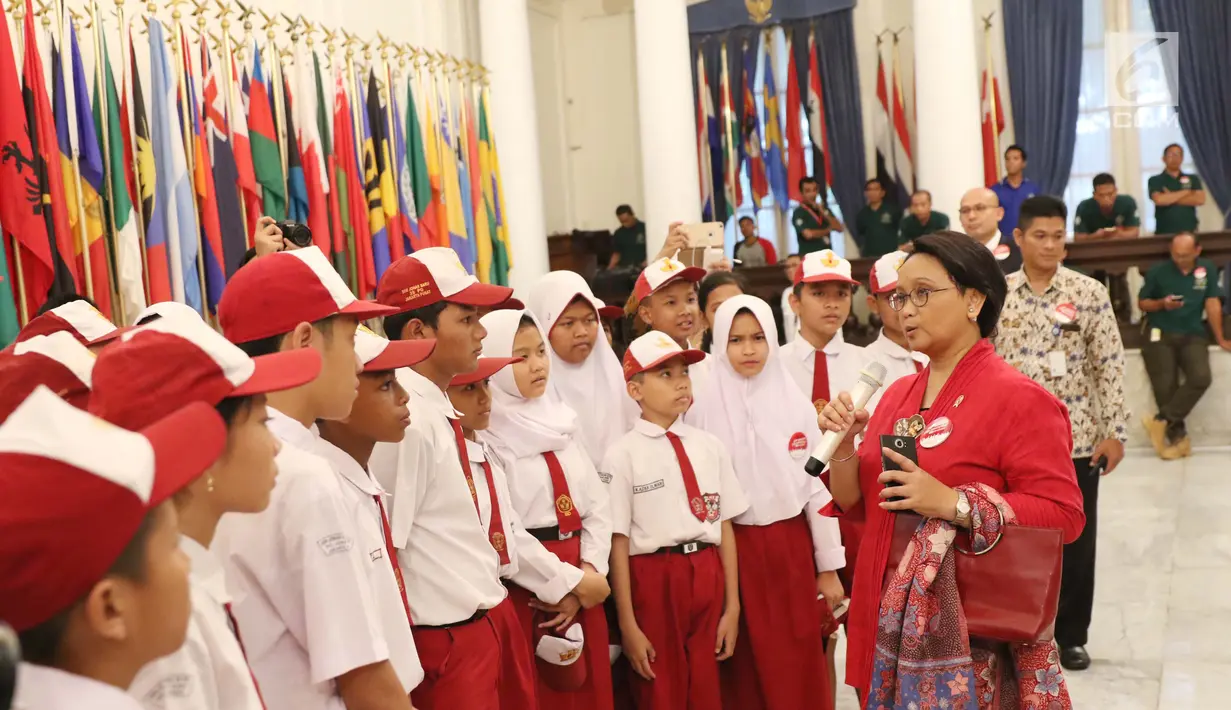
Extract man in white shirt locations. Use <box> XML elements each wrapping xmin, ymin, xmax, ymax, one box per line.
<box><xmin>863</xmin><ymin>251</ymin><xmax>929</xmax><ymax>388</ymax></box>
<box><xmin>959</xmin><ymin>187</ymin><xmax>1022</xmax><ymax>274</ymax></box>
<box><xmin>212</xmin><ymin>247</ymin><xmax>419</xmax><ymax>710</ymax></box>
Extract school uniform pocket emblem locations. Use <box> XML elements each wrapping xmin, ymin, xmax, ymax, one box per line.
<box><xmin>788</xmin><ymin>432</ymin><xmax>809</xmax><ymax>460</ymax></box>
<box><xmin>556</xmin><ymin>494</ymin><xmax>575</xmax><ymax>516</ymax></box>
<box><xmin>813</xmin><ymin>398</ymin><xmax>828</xmax><ymax>415</ymax></box>
<box><xmin>492</xmin><ymin>532</ymin><xmax>507</xmax><ymax>552</ymax></box>
<box><xmin>703</xmin><ymin>493</ymin><xmax>721</xmax><ymax>522</ymax></box>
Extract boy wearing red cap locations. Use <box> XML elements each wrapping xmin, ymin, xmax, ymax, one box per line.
<box><xmin>603</xmin><ymin>332</ymin><xmax>746</xmax><ymax>710</ymax></box>
<box><xmin>209</xmin><ymin>247</ymin><xmax>422</xmax><ymax>710</ymax></box>
<box><xmin>88</xmin><ymin>313</ymin><xmax>324</xmax><ymax>710</ymax></box>
<box><xmin>0</xmin><ymin>331</ymin><xmax>96</xmax><ymax>420</ymax></box>
<box><xmin>634</xmin><ymin>254</ymin><xmax>706</xmax><ymax>350</ymax></box>
<box><xmin>369</xmin><ymin>247</ymin><xmax>557</xmax><ymax>709</ymax></box>
<box><xmin>864</xmin><ymin>250</ymin><xmax>929</xmax><ymax>386</ymax></box>
<box><xmin>2</xmin><ymin>387</ymin><xmax>227</xmax><ymax>709</ymax></box>
<box><xmin>14</xmin><ymin>298</ymin><xmax>123</xmax><ymax>352</ymax></box>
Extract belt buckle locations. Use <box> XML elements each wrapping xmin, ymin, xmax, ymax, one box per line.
<box><xmin>683</xmin><ymin>542</ymin><xmax>699</xmax><ymax>554</ymax></box>
<box><xmin>559</xmin><ymin>531</ymin><xmax>574</xmax><ymax>541</ymax></box>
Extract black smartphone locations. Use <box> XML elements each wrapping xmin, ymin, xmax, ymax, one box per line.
<box><xmin>1088</xmin><ymin>456</ymin><xmax>1107</xmax><ymax>477</ymax></box>
<box><xmin>880</xmin><ymin>435</ymin><xmax>919</xmax><ymax>504</ymax></box>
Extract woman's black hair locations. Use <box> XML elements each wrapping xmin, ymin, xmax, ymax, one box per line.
<box><xmin>698</xmin><ymin>271</ymin><xmax>747</xmax><ymax>352</ymax></box>
<box><xmin>906</xmin><ymin>230</ymin><xmax>1007</xmax><ymax>339</ymax></box>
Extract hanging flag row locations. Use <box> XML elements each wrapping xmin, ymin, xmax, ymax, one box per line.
<box><xmin>693</xmin><ymin>26</ymin><xmax>835</xmax><ymax>220</ymax></box>
<box><xmin>0</xmin><ymin>0</ymin><xmax>512</xmax><ymax>345</ymax></box>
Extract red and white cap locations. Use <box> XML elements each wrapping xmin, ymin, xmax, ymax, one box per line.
<box><xmin>355</xmin><ymin>326</ymin><xmax>437</xmax><ymax>373</ymax></box>
<box><xmin>15</xmin><ymin>300</ymin><xmax>120</xmax><ymax>347</ymax></box>
<box><xmin>633</xmin><ymin>254</ymin><xmax>706</xmax><ymax>302</ymax></box>
<box><xmin>869</xmin><ymin>250</ymin><xmax>910</xmax><ymax>294</ymax></box>
<box><xmin>0</xmin><ymin>386</ymin><xmax>226</xmax><ymax>632</ymax></box>
<box><xmin>794</xmin><ymin>249</ymin><xmax>859</xmax><ymax>287</ymax></box>
<box><xmin>377</xmin><ymin>247</ymin><xmax>515</xmax><ymax>312</ymax></box>
<box><xmin>218</xmin><ymin>246</ymin><xmax>397</xmax><ymax>344</ymax></box>
<box><xmin>90</xmin><ymin>312</ymin><xmax>323</xmax><ymax>431</ymax></box>
<box><xmin>622</xmin><ymin>330</ymin><xmax>706</xmax><ymax>381</ymax></box>
<box><xmin>449</xmin><ymin>355</ymin><xmax>522</xmax><ymax>387</ymax></box>
<box><xmin>535</xmin><ymin>623</ymin><xmax>586</xmax><ymax>692</ymax></box>
<box><xmin>135</xmin><ymin>300</ymin><xmax>203</xmax><ymax>325</ymax></box>
<box><xmin>0</xmin><ymin>332</ymin><xmax>96</xmax><ymax>420</ymax></box>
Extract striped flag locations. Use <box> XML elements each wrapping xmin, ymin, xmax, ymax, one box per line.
<box><xmin>249</xmin><ymin>46</ymin><xmax>285</xmax><ymax>221</ymax></box>
<box><xmin>67</xmin><ymin>23</ymin><xmax>110</xmax><ymax>317</ymax></box>
<box><xmin>806</xmin><ymin>31</ymin><xmax>833</xmax><ymax>191</ymax></box>
<box><xmin>131</xmin><ymin>28</ymin><xmax>170</xmax><ymax>304</ymax></box>
<box><xmin>741</xmin><ymin>42</ymin><xmax>767</xmax><ymax>210</ymax></box>
<box><xmin>405</xmin><ymin>79</ymin><xmax>437</xmax><ymax>250</ymax></box>
<box><xmin>695</xmin><ymin>50</ymin><xmax>715</xmax><ymax>222</ymax></box>
<box><xmin>478</xmin><ymin>92</ymin><xmax>510</xmax><ymax>285</ymax></box>
<box><xmin>785</xmin><ymin>37</ymin><xmax>806</xmax><ymax>204</ymax></box>
<box><xmin>203</xmin><ymin>45</ymin><xmax>247</xmax><ymax>278</ymax></box>
<box><xmin>184</xmin><ymin>39</ymin><xmax>225</xmax><ymax>313</ymax></box>
<box><xmin>230</xmin><ymin>55</ymin><xmax>261</xmax><ymax>242</ymax></box>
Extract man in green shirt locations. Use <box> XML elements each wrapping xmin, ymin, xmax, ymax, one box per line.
<box><xmin>792</xmin><ymin>176</ymin><xmax>845</xmax><ymax>256</ymax></box>
<box><xmin>898</xmin><ymin>190</ymin><xmax>950</xmax><ymax>246</ymax></box>
<box><xmin>1138</xmin><ymin>232</ymin><xmax>1230</xmax><ymax>459</ymax></box>
<box><xmin>1148</xmin><ymin>144</ymin><xmax>1206</xmax><ymax>234</ymax></box>
<box><xmin>1074</xmin><ymin>173</ymin><xmax>1140</xmax><ymax>241</ymax></box>
<box><xmin>853</xmin><ymin>178</ymin><xmax>901</xmax><ymax>257</ymax></box>
<box><xmin>608</xmin><ymin>204</ymin><xmax>648</xmax><ymax>270</ymax></box>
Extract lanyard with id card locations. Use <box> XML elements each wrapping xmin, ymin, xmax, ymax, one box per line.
<box><xmin>1048</xmin><ymin>302</ymin><xmax>1079</xmax><ymax>379</ymax></box>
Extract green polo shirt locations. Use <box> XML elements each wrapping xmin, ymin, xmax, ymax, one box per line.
<box><xmin>855</xmin><ymin>202</ymin><xmax>902</xmax><ymax>257</ymax></box>
<box><xmin>1073</xmin><ymin>195</ymin><xmax>1140</xmax><ymax>234</ymax></box>
<box><xmin>1139</xmin><ymin>257</ymin><xmax>1220</xmax><ymax>336</ymax></box>
<box><xmin>1148</xmin><ymin>171</ymin><xmax>1203</xmax><ymax>234</ymax></box>
<box><xmin>898</xmin><ymin>211</ymin><xmax>950</xmax><ymax>245</ymax></box>
<box><xmin>612</xmin><ymin>221</ymin><xmax>647</xmax><ymax>268</ymax></box>
<box><xmin>792</xmin><ymin>204</ymin><xmax>835</xmax><ymax>255</ymax></box>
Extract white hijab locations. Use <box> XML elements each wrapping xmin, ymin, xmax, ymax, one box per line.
<box><xmin>525</xmin><ymin>271</ymin><xmax>635</xmax><ymax>464</ymax></box>
<box><xmin>479</xmin><ymin>308</ymin><xmax>580</xmax><ymax>461</ymax></box>
<box><xmin>694</xmin><ymin>294</ymin><xmax>822</xmax><ymax>484</ymax></box>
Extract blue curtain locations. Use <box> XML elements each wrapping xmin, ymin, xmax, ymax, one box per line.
<box><xmin>1002</xmin><ymin>0</ymin><xmax>1082</xmax><ymax>196</ymax></box>
<box><xmin>1149</xmin><ymin>0</ymin><xmax>1231</xmax><ymax>228</ymax></box>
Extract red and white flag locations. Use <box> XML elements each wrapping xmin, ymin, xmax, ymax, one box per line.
<box><xmin>981</xmin><ymin>68</ymin><xmax>1006</xmax><ymax>187</ymax></box>
<box><xmin>890</xmin><ymin>47</ymin><xmax>914</xmax><ymax>199</ymax></box>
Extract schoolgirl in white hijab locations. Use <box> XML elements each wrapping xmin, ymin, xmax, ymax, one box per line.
<box><xmin>526</xmin><ymin>271</ymin><xmax>637</xmax><ymax>466</ymax></box>
<box><xmin>692</xmin><ymin>294</ymin><xmax>844</xmax><ymax>710</ymax></box>
<box><xmin>478</xmin><ymin>308</ymin><xmax>615</xmax><ymax>709</ymax></box>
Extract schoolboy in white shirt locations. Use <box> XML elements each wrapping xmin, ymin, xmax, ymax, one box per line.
<box><xmin>0</xmin><ymin>331</ymin><xmax>95</xmax><ymax>420</ymax></box>
<box><xmin>603</xmin><ymin>332</ymin><xmax>747</xmax><ymax>710</ymax></box>
<box><xmin>863</xmin><ymin>250</ymin><xmax>930</xmax><ymax>386</ymax></box>
<box><xmin>2</xmin><ymin>387</ymin><xmax>227</xmax><ymax>710</ymax></box>
<box><xmin>211</xmin><ymin>246</ymin><xmax>421</xmax><ymax>710</ymax></box>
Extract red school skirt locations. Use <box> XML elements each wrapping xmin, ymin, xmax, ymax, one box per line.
<box><xmin>505</xmin><ymin>532</ymin><xmax>614</xmax><ymax>710</ymax></box>
<box><xmin>720</xmin><ymin>514</ymin><xmax>834</xmax><ymax>710</ymax></box>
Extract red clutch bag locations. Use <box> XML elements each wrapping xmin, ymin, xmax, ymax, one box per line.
<box><xmin>885</xmin><ymin>511</ymin><xmax>1063</xmax><ymax>644</ymax></box>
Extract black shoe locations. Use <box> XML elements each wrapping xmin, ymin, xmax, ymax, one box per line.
<box><xmin>1059</xmin><ymin>646</ymin><xmax>1091</xmax><ymax>671</ymax></box>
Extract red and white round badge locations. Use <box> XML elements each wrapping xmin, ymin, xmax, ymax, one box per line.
<box><xmin>919</xmin><ymin>417</ymin><xmax>953</xmax><ymax>449</ymax></box>
<box><xmin>993</xmin><ymin>244</ymin><xmax>1011</xmax><ymax>260</ymax></box>
<box><xmin>788</xmin><ymin>432</ymin><xmax>809</xmax><ymax>460</ymax></box>
<box><xmin>1053</xmin><ymin>302</ymin><xmax>1077</xmax><ymax>325</ymax></box>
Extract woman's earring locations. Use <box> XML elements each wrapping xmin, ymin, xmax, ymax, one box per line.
<box><xmin>968</xmin><ymin>306</ymin><xmax>977</xmax><ymax>321</ymax></box>
<box><xmin>207</xmin><ymin>475</ymin><xmax>215</xmax><ymax>494</ymax></box>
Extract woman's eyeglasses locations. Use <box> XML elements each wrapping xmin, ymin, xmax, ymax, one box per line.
<box><xmin>887</xmin><ymin>287</ymin><xmax>953</xmax><ymax>312</ymax></box>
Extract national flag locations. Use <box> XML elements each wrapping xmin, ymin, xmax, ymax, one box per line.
<box><xmin>761</xmin><ymin>36</ymin><xmax>789</xmax><ymax>211</ymax></box>
<box><xmin>95</xmin><ymin>30</ymin><xmax>146</xmax><ymax>319</ymax></box>
<box><xmin>148</xmin><ymin>20</ymin><xmax>202</xmax><ymax>311</ymax></box>
<box><xmin>50</xmin><ymin>28</ymin><xmax>85</xmax><ymax>296</ymax></box>
<box><xmin>184</xmin><ymin>39</ymin><xmax>225</xmax><ymax>313</ymax></box>
<box><xmin>890</xmin><ymin>44</ymin><xmax>914</xmax><ymax>203</ymax></box>
<box><xmin>874</xmin><ymin>51</ymin><xmax>904</xmax><ymax>208</ymax></box>
<box><xmin>455</xmin><ymin>98</ymin><xmax>478</xmax><ymax>266</ymax></box>
<box><xmin>294</xmin><ymin>47</ymin><xmax>330</xmax><ymax>257</ymax></box>
<box><xmin>695</xmin><ymin>51</ymin><xmax>714</xmax><ymax>222</ymax></box>
<box><xmin>202</xmin><ymin>46</ymin><xmax>246</xmax><ymax>278</ymax></box>
<box><xmin>405</xmin><ymin>79</ymin><xmax>437</xmax><ymax>250</ymax></box>
<box><xmin>719</xmin><ymin>45</ymin><xmax>742</xmax><ymax>217</ymax></box>
<box><xmin>230</xmin><ymin>55</ymin><xmax>260</xmax><ymax>242</ymax></box>
<box><xmin>806</xmin><ymin>31</ymin><xmax>833</xmax><ymax>191</ymax></box>
<box><xmin>281</xmin><ymin>73</ymin><xmax>309</xmax><ymax>230</ymax></box>
<box><xmin>333</xmin><ymin>70</ymin><xmax>369</xmax><ymax>294</ymax></box>
<box><xmin>131</xmin><ymin>27</ymin><xmax>170</xmax><ymax>304</ymax></box>
<box><xmin>68</xmin><ymin>23</ymin><xmax>111</xmax><ymax>319</ymax></box>
<box><xmin>249</xmin><ymin>45</ymin><xmax>285</xmax><ymax>221</ymax></box>
<box><xmin>372</xmin><ymin>73</ymin><xmax>404</xmax><ymax>263</ymax></box>
<box><xmin>315</xmin><ymin>51</ymin><xmax>346</xmax><ymax>277</ymax></box>
<box><xmin>390</xmin><ymin>72</ymin><xmax>418</xmax><ymax>254</ymax></box>
<box><xmin>359</xmin><ymin>70</ymin><xmax>390</xmax><ymax>280</ymax></box>
<box><xmin>784</xmin><ymin>38</ymin><xmax>806</xmax><ymax>204</ymax></box>
<box><xmin>463</xmin><ymin>93</ymin><xmax>492</xmax><ymax>282</ymax></box>
<box><xmin>478</xmin><ymin>91</ymin><xmax>511</xmax><ymax>285</ymax></box>
<box><xmin>741</xmin><ymin>43</ymin><xmax>767</xmax><ymax>210</ymax></box>
<box><xmin>424</xmin><ymin>80</ymin><xmax>448</xmax><ymax>252</ymax></box>
<box><xmin>981</xmin><ymin>68</ymin><xmax>1006</xmax><ymax>188</ymax></box>
<box><xmin>0</xmin><ymin>3</ymin><xmax>50</xmax><ymax>325</ymax></box>
<box><xmin>438</xmin><ymin>93</ymin><xmax>472</xmax><ymax>272</ymax></box>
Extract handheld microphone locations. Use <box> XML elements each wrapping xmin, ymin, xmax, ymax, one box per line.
<box><xmin>804</xmin><ymin>361</ymin><xmax>887</xmax><ymax>477</ymax></box>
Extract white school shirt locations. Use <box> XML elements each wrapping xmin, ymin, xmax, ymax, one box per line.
<box><xmin>681</xmin><ymin>353</ymin><xmax>713</xmax><ymax>427</ymax></box>
<box><xmin>863</xmin><ymin>330</ymin><xmax>929</xmax><ymax>399</ymax></box>
<box><xmin>601</xmin><ymin>418</ymin><xmax>749</xmax><ymax>556</ymax></box>
<box><xmin>308</xmin><ymin>438</ymin><xmax>424</xmax><ymax>693</ymax></box>
<box><xmin>128</xmin><ymin>537</ymin><xmax>264</xmax><ymax>710</ymax></box>
<box><xmin>368</xmin><ymin>367</ymin><xmax>507</xmax><ymax>626</ymax></box>
<box><xmin>211</xmin><ymin>409</ymin><xmax>401</xmax><ymax>710</ymax></box>
<box><xmin>781</xmin><ymin>331</ymin><xmax>871</xmax><ymax>406</ymax></box>
<box><xmin>781</xmin><ymin>286</ymin><xmax>799</xmax><ymax>343</ymax></box>
<box><xmin>466</xmin><ymin>438</ymin><xmax>584</xmax><ymax>603</ymax></box>
<box><xmin>15</xmin><ymin>664</ymin><xmax>142</xmax><ymax>710</ymax></box>
<box><xmin>485</xmin><ymin>439</ymin><xmax>613</xmax><ymax>576</ymax></box>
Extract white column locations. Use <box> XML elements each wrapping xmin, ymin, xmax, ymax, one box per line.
<box><xmin>633</xmin><ymin>0</ymin><xmax>702</xmax><ymax>259</ymax></box>
<box><xmin>913</xmin><ymin>0</ymin><xmax>983</xmax><ymax>218</ymax></box>
<box><xmin>480</xmin><ymin>0</ymin><xmax>551</xmax><ymax>292</ymax></box>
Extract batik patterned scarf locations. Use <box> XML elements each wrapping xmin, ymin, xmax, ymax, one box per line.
<box><xmin>863</xmin><ymin>484</ymin><xmax>1073</xmax><ymax>710</ymax></box>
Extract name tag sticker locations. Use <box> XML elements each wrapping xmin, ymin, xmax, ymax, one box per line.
<box><xmin>317</xmin><ymin>533</ymin><xmax>355</xmax><ymax>556</ymax></box>
<box><xmin>1150</xmin><ymin>328</ymin><xmax>1162</xmax><ymax>343</ymax></box>
<box><xmin>633</xmin><ymin>479</ymin><xmax>665</xmax><ymax>495</ymax></box>
<box><xmin>1048</xmin><ymin>351</ymin><xmax>1068</xmax><ymax>378</ymax></box>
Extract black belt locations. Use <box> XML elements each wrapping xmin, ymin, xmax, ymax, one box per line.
<box><xmin>526</xmin><ymin>526</ymin><xmax>576</xmax><ymax>543</ymax></box>
<box><xmin>655</xmin><ymin>541</ymin><xmax>714</xmax><ymax>556</ymax></box>
<box><xmin>414</xmin><ymin>607</ymin><xmax>489</xmax><ymax>630</ymax></box>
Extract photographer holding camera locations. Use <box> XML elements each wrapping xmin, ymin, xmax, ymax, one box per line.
<box><xmin>245</xmin><ymin>216</ymin><xmax>315</xmax><ymax>264</ymax></box>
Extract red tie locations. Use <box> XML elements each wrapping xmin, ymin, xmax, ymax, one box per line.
<box><xmin>479</xmin><ymin>461</ymin><xmax>512</xmax><ymax>565</ymax></box>
<box><xmin>812</xmin><ymin>350</ymin><xmax>831</xmax><ymax>408</ymax></box>
<box><xmin>373</xmin><ymin>494</ymin><xmax>414</xmax><ymax>625</ymax></box>
<box><xmin>665</xmin><ymin>431</ymin><xmax>707</xmax><ymax>522</ymax></box>
<box><xmin>543</xmin><ymin>451</ymin><xmax>582</xmax><ymax>535</ymax></box>
<box><xmin>223</xmin><ymin>603</ymin><xmax>268</xmax><ymax>710</ymax></box>
<box><xmin>448</xmin><ymin>418</ymin><xmax>482</xmax><ymax>516</ymax></box>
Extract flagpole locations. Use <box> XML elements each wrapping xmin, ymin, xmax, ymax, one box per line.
<box><xmin>87</xmin><ymin>0</ymin><xmax>125</xmax><ymax>324</ymax></box>
<box><xmin>6</xmin><ymin>0</ymin><xmax>29</xmax><ymax>325</ymax></box>
<box><xmin>259</xmin><ymin>10</ymin><xmax>288</xmax><ymax>202</ymax></box>
<box><xmin>166</xmin><ymin>1</ymin><xmax>208</xmax><ymax>318</ymax></box>
<box><xmin>57</xmin><ymin>1</ymin><xmax>96</xmax><ymax>302</ymax></box>
<box><xmin>982</xmin><ymin>13</ymin><xmax>1001</xmax><ymax>182</ymax></box>
<box><xmin>214</xmin><ymin>1</ymin><xmax>249</xmax><ymax>237</ymax></box>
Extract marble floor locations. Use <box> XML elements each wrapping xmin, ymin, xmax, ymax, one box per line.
<box><xmin>833</xmin><ymin>448</ymin><xmax>1229</xmax><ymax>710</ymax></box>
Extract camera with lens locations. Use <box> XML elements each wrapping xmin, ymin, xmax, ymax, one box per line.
<box><xmin>276</xmin><ymin>221</ymin><xmax>314</xmax><ymax>249</ymax></box>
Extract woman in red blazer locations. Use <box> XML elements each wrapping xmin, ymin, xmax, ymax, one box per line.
<box><xmin>819</xmin><ymin>231</ymin><xmax>1085</xmax><ymax>709</ymax></box>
